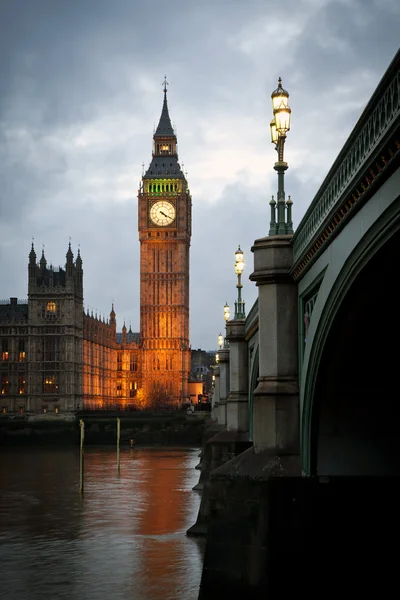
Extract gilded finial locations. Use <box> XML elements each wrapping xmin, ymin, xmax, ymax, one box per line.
<box><xmin>163</xmin><ymin>75</ymin><xmax>169</xmax><ymax>93</ymax></box>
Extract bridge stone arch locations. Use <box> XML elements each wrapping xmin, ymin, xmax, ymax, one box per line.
<box><xmin>301</xmin><ymin>193</ymin><xmax>400</xmax><ymax>475</ymax></box>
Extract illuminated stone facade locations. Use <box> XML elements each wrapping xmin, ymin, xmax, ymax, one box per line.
<box><xmin>138</xmin><ymin>83</ymin><xmax>191</xmax><ymax>404</ymax></box>
<box><xmin>0</xmin><ymin>87</ymin><xmax>191</xmax><ymax>413</ymax></box>
<box><xmin>0</xmin><ymin>246</ymin><xmax>142</xmax><ymax>413</ymax></box>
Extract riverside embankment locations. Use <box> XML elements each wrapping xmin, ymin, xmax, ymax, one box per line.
<box><xmin>0</xmin><ymin>411</ymin><xmax>210</xmax><ymax>446</ymax></box>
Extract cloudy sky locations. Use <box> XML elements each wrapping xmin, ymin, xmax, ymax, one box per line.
<box><xmin>0</xmin><ymin>0</ymin><xmax>398</xmax><ymax>350</ymax></box>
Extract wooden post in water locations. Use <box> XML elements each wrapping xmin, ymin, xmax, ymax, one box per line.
<box><xmin>79</xmin><ymin>419</ymin><xmax>85</xmax><ymax>493</ymax></box>
<box><xmin>117</xmin><ymin>417</ymin><xmax>120</xmax><ymax>472</ymax></box>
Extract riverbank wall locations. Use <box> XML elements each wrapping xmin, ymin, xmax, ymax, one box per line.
<box><xmin>0</xmin><ymin>412</ymin><xmax>210</xmax><ymax>446</ymax></box>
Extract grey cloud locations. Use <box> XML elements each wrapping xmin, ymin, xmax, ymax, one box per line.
<box><xmin>0</xmin><ymin>0</ymin><xmax>398</xmax><ymax>348</ymax></box>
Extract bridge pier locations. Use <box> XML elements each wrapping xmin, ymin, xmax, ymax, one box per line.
<box><xmin>250</xmin><ymin>234</ymin><xmax>299</xmax><ymax>455</ymax></box>
<box><xmin>225</xmin><ymin>319</ymin><xmax>248</xmax><ymax>432</ymax></box>
<box><xmin>187</xmin><ymin>320</ymin><xmax>252</xmax><ymax>537</ymax></box>
<box><xmin>210</xmin><ymin>364</ymin><xmax>220</xmax><ymax>421</ymax></box>
<box><xmin>198</xmin><ymin>234</ymin><xmax>301</xmax><ymax>595</ymax></box>
<box><xmin>216</xmin><ymin>347</ymin><xmax>229</xmax><ymax>426</ymax></box>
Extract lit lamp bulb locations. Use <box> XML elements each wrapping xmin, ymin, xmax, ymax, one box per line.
<box><xmin>270</xmin><ymin>118</ymin><xmax>278</xmax><ymax>145</ymax></box>
<box><xmin>224</xmin><ymin>302</ymin><xmax>230</xmax><ymax>322</ymax></box>
<box><xmin>234</xmin><ymin>246</ymin><xmax>245</xmax><ymax>275</ymax></box>
<box><xmin>271</xmin><ymin>77</ymin><xmax>291</xmax><ymax>135</ymax></box>
<box><xmin>218</xmin><ymin>333</ymin><xmax>223</xmax><ymax>349</ymax></box>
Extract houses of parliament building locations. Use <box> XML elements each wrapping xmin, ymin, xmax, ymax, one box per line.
<box><xmin>0</xmin><ymin>83</ymin><xmax>193</xmax><ymax>414</ymax></box>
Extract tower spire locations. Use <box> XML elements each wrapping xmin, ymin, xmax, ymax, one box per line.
<box><xmin>154</xmin><ymin>76</ymin><xmax>174</xmax><ymax>138</ymax></box>
<box><xmin>143</xmin><ymin>79</ymin><xmax>185</xmax><ymax>179</ymax></box>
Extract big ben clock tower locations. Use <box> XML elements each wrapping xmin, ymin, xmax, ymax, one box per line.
<box><xmin>138</xmin><ymin>78</ymin><xmax>192</xmax><ymax>406</ymax></box>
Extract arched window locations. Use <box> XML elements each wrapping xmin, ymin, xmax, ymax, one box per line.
<box><xmin>46</xmin><ymin>301</ymin><xmax>56</xmax><ymax>313</ymax></box>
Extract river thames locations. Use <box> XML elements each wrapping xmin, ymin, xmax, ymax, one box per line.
<box><xmin>0</xmin><ymin>446</ymin><xmax>205</xmax><ymax>600</ymax></box>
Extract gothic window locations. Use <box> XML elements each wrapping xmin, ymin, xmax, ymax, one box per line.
<box><xmin>1</xmin><ymin>340</ymin><xmax>8</xmax><ymax>361</ymax></box>
<box><xmin>44</xmin><ymin>375</ymin><xmax>58</xmax><ymax>394</ymax></box>
<box><xmin>117</xmin><ymin>354</ymin><xmax>122</xmax><ymax>371</ymax></box>
<box><xmin>116</xmin><ymin>380</ymin><xmax>122</xmax><ymax>397</ymax></box>
<box><xmin>43</xmin><ymin>337</ymin><xmax>60</xmax><ymax>361</ymax></box>
<box><xmin>19</xmin><ymin>339</ymin><xmax>25</xmax><ymax>361</ymax></box>
<box><xmin>46</xmin><ymin>301</ymin><xmax>56</xmax><ymax>313</ymax></box>
<box><xmin>130</xmin><ymin>356</ymin><xmax>137</xmax><ymax>372</ymax></box>
<box><xmin>19</xmin><ymin>375</ymin><xmax>25</xmax><ymax>394</ymax></box>
<box><xmin>1</xmin><ymin>375</ymin><xmax>9</xmax><ymax>395</ymax></box>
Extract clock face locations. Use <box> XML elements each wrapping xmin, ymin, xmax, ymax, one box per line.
<box><xmin>150</xmin><ymin>200</ymin><xmax>176</xmax><ymax>226</ymax></box>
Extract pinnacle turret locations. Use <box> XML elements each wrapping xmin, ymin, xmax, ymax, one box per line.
<box><xmin>29</xmin><ymin>242</ymin><xmax>36</xmax><ymax>264</ymax></box>
<box><xmin>66</xmin><ymin>241</ymin><xmax>73</xmax><ymax>262</ymax></box>
<box><xmin>110</xmin><ymin>303</ymin><xmax>116</xmax><ymax>325</ymax></box>
<box><xmin>76</xmin><ymin>247</ymin><xmax>82</xmax><ymax>269</ymax></box>
<box><xmin>40</xmin><ymin>248</ymin><xmax>47</xmax><ymax>270</ymax></box>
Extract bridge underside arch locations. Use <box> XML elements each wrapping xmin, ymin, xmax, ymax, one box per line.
<box><xmin>311</xmin><ymin>227</ymin><xmax>400</xmax><ymax>476</ymax></box>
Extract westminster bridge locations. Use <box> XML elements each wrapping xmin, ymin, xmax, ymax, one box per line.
<box><xmin>194</xmin><ymin>49</ymin><xmax>400</xmax><ymax>598</ymax></box>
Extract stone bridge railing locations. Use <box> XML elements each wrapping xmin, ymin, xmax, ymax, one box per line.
<box><xmin>292</xmin><ymin>50</ymin><xmax>400</xmax><ymax>278</ymax></box>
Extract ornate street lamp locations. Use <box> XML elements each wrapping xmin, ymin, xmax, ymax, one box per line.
<box><xmin>269</xmin><ymin>77</ymin><xmax>293</xmax><ymax>236</ymax></box>
<box><xmin>218</xmin><ymin>333</ymin><xmax>224</xmax><ymax>349</ymax></box>
<box><xmin>224</xmin><ymin>302</ymin><xmax>230</xmax><ymax>323</ymax></box>
<box><xmin>222</xmin><ymin>302</ymin><xmax>230</xmax><ymax>348</ymax></box>
<box><xmin>234</xmin><ymin>245</ymin><xmax>246</xmax><ymax>320</ymax></box>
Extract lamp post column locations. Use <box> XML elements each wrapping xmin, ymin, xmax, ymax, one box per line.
<box><xmin>225</xmin><ymin>245</ymin><xmax>249</xmax><ymax>432</ymax></box>
<box><xmin>275</xmin><ymin>140</ymin><xmax>288</xmax><ymax>235</ymax></box>
<box><xmin>250</xmin><ymin>77</ymin><xmax>299</xmax><ymax>455</ymax></box>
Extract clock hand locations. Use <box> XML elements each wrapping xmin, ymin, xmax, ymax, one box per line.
<box><xmin>160</xmin><ymin>211</ymin><xmax>169</xmax><ymax>218</ymax></box>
